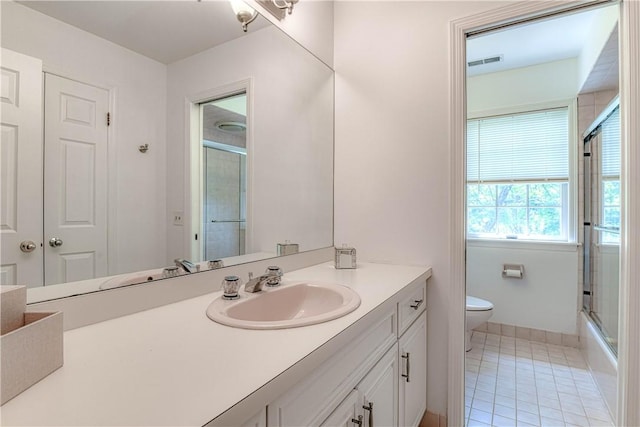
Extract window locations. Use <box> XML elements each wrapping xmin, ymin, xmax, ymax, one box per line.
<box><xmin>467</xmin><ymin>107</ymin><xmax>570</xmax><ymax>240</ymax></box>
<box><xmin>600</xmin><ymin>106</ymin><xmax>620</xmax><ymax>244</ymax></box>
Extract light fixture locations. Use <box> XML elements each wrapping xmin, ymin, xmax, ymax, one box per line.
<box><xmin>271</xmin><ymin>0</ymin><xmax>299</xmax><ymax>15</ymax></box>
<box><xmin>255</xmin><ymin>0</ymin><xmax>299</xmax><ymax>21</ymax></box>
<box><xmin>230</xmin><ymin>0</ymin><xmax>258</xmax><ymax>32</ymax></box>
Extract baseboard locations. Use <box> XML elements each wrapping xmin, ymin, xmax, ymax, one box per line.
<box><xmin>422</xmin><ymin>410</ymin><xmax>446</xmax><ymax>427</ymax></box>
<box><xmin>473</xmin><ymin>321</ymin><xmax>580</xmax><ymax>348</ymax></box>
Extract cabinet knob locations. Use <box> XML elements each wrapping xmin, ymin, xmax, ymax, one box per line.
<box><xmin>410</xmin><ymin>299</ymin><xmax>424</xmax><ymax>310</ymax></box>
<box><xmin>351</xmin><ymin>415</ymin><xmax>363</xmax><ymax>426</ymax></box>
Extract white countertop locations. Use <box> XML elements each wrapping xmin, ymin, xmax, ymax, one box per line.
<box><xmin>1</xmin><ymin>262</ymin><xmax>431</xmax><ymax>426</ymax></box>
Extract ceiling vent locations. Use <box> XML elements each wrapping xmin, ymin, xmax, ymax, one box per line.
<box><xmin>468</xmin><ymin>55</ymin><xmax>503</xmax><ymax>67</ymax></box>
<box><xmin>215</xmin><ymin>121</ymin><xmax>246</xmax><ymax>133</ymax></box>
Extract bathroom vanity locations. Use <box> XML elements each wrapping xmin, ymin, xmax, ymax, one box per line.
<box><xmin>0</xmin><ymin>262</ymin><xmax>430</xmax><ymax>426</ymax></box>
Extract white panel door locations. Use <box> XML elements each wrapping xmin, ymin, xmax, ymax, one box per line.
<box><xmin>44</xmin><ymin>74</ymin><xmax>108</xmax><ymax>285</ymax></box>
<box><xmin>0</xmin><ymin>48</ymin><xmax>44</xmax><ymax>287</ymax></box>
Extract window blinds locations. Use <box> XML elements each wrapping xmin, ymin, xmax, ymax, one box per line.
<box><xmin>467</xmin><ymin>108</ymin><xmax>569</xmax><ymax>182</ymax></box>
<box><xmin>601</xmin><ymin>106</ymin><xmax>620</xmax><ymax>178</ymax></box>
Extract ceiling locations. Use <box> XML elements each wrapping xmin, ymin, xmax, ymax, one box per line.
<box><xmin>20</xmin><ymin>1</ymin><xmax>617</xmax><ymax>90</ymax></box>
<box><xmin>18</xmin><ymin>1</ymin><xmax>271</xmax><ymax>64</ymax></box>
<box><xmin>466</xmin><ymin>7</ymin><xmax>614</xmax><ymax>86</ymax></box>
<box><xmin>580</xmin><ymin>24</ymin><xmax>619</xmax><ymax>93</ymax></box>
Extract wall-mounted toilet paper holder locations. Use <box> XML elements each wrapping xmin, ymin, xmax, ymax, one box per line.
<box><xmin>502</xmin><ymin>263</ymin><xmax>524</xmax><ymax>279</ymax></box>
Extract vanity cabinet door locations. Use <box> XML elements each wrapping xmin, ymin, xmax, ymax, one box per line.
<box><xmin>398</xmin><ymin>311</ymin><xmax>427</xmax><ymax>427</ymax></box>
<box><xmin>267</xmin><ymin>312</ymin><xmax>396</xmax><ymax>427</ymax></box>
<box><xmin>321</xmin><ymin>389</ymin><xmax>362</xmax><ymax>427</ymax></box>
<box><xmin>357</xmin><ymin>343</ymin><xmax>399</xmax><ymax>427</ymax></box>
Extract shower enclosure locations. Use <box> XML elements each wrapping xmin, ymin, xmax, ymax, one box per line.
<box><xmin>203</xmin><ymin>147</ymin><xmax>247</xmax><ymax>260</ymax></box>
<box><xmin>200</xmin><ymin>93</ymin><xmax>248</xmax><ymax>261</ymax></box>
<box><xmin>583</xmin><ymin>99</ymin><xmax>620</xmax><ymax>354</ymax></box>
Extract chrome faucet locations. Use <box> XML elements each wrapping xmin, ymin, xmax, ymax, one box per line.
<box><xmin>174</xmin><ymin>258</ymin><xmax>200</xmax><ymax>274</ymax></box>
<box><xmin>244</xmin><ymin>266</ymin><xmax>283</xmax><ymax>293</ymax></box>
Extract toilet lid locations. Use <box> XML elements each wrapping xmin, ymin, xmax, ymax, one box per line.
<box><xmin>466</xmin><ymin>296</ymin><xmax>494</xmax><ymax>311</ymax></box>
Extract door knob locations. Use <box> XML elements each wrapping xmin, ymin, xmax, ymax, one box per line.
<box><xmin>49</xmin><ymin>237</ymin><xmax>63</xmax><ymax>247</ymax></box>
<box><xmin>20</xmin><ymin>241</ymin><xmax>37</xmax><ymax>253</ymax></box>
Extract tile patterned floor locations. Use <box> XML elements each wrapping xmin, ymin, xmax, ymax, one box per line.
<box><xmin>465</xmin><ymin>332</ymin><xmax>614</xmax><ymax>427</ymax></box>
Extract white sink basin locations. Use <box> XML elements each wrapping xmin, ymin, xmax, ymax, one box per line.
<box><xmin>206</xmin><ymin>282</ymin><xmax>361</xmax><ymax>329</ymax></box>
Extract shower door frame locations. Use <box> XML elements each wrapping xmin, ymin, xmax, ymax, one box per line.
<box><xmin>202</xmin><ymin>145</ymin><xmax>247</xmax><ymax>260</ymax></box>
<box><xmin>583</xmin><ymin>100</ymin><xmax>621</xmax><ymax>355</ymax></box>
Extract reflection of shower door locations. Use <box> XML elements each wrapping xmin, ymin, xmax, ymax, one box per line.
<box><xmin>583</xmin><ymin>105</ymin><xmax>620</xmax><ymax>353</ymax></box>
<box><xmin>203</xmin><ymin>147</ymin><xmax>246</xmax><ymax>260</ymax></box>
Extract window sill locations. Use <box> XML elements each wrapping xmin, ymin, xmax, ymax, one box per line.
<box><xmin>467</xmin><ymin>238</ymin><xmax>580</xmax><ymax>252</ymax></box>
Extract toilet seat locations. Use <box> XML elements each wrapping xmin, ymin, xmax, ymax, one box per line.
<box><xmin>466</xmin><ymin>296</ymin><xmax>494</xmax><ymax>311</ymax></box>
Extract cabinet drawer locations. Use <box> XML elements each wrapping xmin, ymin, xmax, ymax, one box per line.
<box><xmin>397</xmin><ymin>280</ymin><xmax>426</xmax><ymax>336</ymax></box>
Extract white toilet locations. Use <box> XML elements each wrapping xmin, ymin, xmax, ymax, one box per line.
<box><xmin>466</xmin><ymin>295</ymin><xmax>494</xmax><ymax>351</ymax></box>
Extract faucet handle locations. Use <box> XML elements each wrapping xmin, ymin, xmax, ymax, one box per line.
<box><xmin>266</xmin><ymin>266</ymin><xmax>283</xmax><ymax>275</ymax></box>
<box><xmin>265</xmin><ymin>266</ymin><xmax>283</xmax><ymax>287</ymax></box>
<box><xmin>162</xmin><ymin>266</ymin><xmax>180</xmax><ymax>278</ymax></box>
<box><xmin>207</xmin><ymin>259</ymin><xmax>224</xmax><ymax>269</ymax></box>
<box><xmin>221</xmin><ymin>275</ymin><xmax>241</xmax><ymax>300</ymax></box>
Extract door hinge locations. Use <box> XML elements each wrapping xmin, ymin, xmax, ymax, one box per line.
<box><xmin>107</xmin><ymin>112</ymin><xmax>111</xmax><ymax>126</ymax></box>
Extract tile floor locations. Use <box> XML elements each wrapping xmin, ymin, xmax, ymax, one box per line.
<box><xmin>465</xmin><ymin>332</ymin><xmax>614</xmax><ymax>427</ymax></box>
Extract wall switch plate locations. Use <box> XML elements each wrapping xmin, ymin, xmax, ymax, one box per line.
<box><xmin>172</xmin><ymin>212</ymin><xmax>184</xmax><ymax>226</ymax></box>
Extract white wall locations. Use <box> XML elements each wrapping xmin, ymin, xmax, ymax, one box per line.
<box><xmin>333</xmin><ymin>0</ymin><xmax>507</xmax><ymax>415</ymax></box>
<box><xmin>467</xmin><ymin>241</ymin><xmax>579</xmax><ymax>334</ymax></box>
<box><xmin>0</xmin><ymin>1</ymin><xmax>168</xmax><ymax>276</ymax></box>
<box><xmin>166</xmin><ymin>25</ymin><xmax>334</xmax><ymax>264</ymax></box>
<box><xmin>248</xmin><ymin>0</ymin><xmax>334</xmax><ymax>67</ymax></box>
<box><xmin>577</xmin><ymin>6</ymin><xmax>619</xmax><ymax>91</ymax></box>
<box><xmin>467</xmin><ymin>58</ymin><xmax>579</xmax><ymax>114</ymax></box>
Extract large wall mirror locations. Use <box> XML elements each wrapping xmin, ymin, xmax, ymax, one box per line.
<box><xmin>0</xmin><ymin>0</ymin><xmax>334</xmax><ymax>302</ymax></box>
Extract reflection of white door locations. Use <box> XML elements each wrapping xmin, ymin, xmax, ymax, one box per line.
<box><xmin>0</xmin><ymin>48</ymin><xmax>44</xmax><ymax>286</ymax></box>
<box><xmin>44</xmin><ymin>74</ymin><xmax>108</xmax><ymax>284</ymax></box>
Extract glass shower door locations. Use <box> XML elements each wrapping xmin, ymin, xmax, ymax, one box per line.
<box><xmin>584</xmin><ymin>105</ymin><xmax>620</xmax><ymax>354</ymax></box>
<box><xmin>202</xmin><ymin>147</ymin><xmax>247</xmax><ymax>260</ymax></box>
